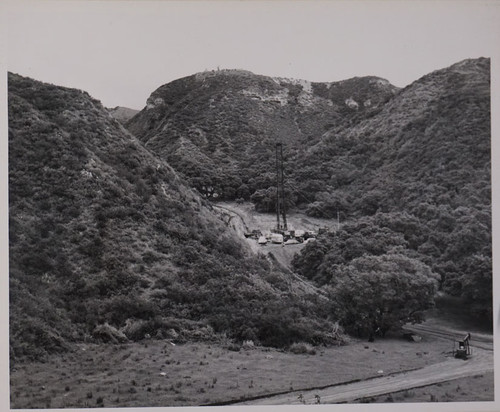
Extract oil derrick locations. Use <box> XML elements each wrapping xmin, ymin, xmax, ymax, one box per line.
<box><xmin>275</xmin><ymin>142</ymin><xmax>287</xmax><ymax>231</ymax></box>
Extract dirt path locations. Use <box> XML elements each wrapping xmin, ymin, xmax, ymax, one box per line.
<box><xmin>404</xmin><ymin>324</ymin><xmax>493</xmax><ymax>351</ymax></box>
<box><xmin>238</xmin><ymin>326</ymin><xmax>493</xmax><ymax>405</ymax></box>
<box><xmin>213</xmin><ymin>204</ymin><xmax>259</xmax><ymax>253</ymax></box>
<box><xmin>239</xmin><ymin>350</ymin><xmax>493</xmax><ymax>405</ymax></box>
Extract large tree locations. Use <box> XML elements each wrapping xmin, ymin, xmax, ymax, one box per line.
<box><xmin>327</xmin><ymin>254</ymin><xmax>439</xmax><ymax>340</ymax></box>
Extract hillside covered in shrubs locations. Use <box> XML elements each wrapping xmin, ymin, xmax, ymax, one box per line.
<box><xmin>8</xmin><ymin>74</ymin><xmax>341</xmax><ymax>361</ymax></box>
<box><xmin>292</xmin><ymin>58</ymin><xmax>492</xmax><ymax>325</ymax></box>
<box><xmin>127</xmin><ymin>58</ymin><xmax>491</xmax><ymax>328</ymax></box>
<box><xmin>127</xmin><ymin>69</ymin><xmax>398</xmax><ymax>201</ymax></box>
<box><xmin>9</xmin><ymin>56</ymin><xmax>491</xmax><ymax>360</ymax></box>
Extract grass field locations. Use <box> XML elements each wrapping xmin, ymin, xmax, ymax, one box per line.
<box><xmin>355</xmin><ymin>372</ymin><xmax>494</xmax><ymax>404</ymax></box>
<box><xmin>10</xmin><ymin>330</ymin><xmax>459</xmax><ymax>409</ymax></box>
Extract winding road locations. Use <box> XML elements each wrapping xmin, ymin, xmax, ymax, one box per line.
<box><xmin>238</xmin><ymin>326</ymin><xmax>493</xmax><ymax>405</ymax></box>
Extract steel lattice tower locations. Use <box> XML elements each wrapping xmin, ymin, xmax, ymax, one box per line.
<box><xmin>275</xmin><ymin>143</ymin><xmax>287</xmax><ymax>231</ymax></box>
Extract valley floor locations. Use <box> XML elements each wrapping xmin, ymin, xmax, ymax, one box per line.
<box><xmin>10</xmin><ymin>324</ymin><xmax>492</xmax><ymax>408</ymax></box>
<box><xmin>239</xmin><ymin>345</ymin><xmax>493</xmax><ymax>405</ymax></box>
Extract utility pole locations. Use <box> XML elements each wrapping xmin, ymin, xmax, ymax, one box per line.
<box><xmin>275</xmin><ymin>143</ymin><xmax>287</xmax><ymax>231</ymax></box>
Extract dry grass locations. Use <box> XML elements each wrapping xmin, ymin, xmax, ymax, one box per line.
<box><xmin>10</xmin><ymin>332</ymin><xmax>456</xmax><ymax>408</ymax></box>
<box><xmin>355</xmin><ymin>372</ymin><xmax>494</xmax><ymax>403</ymax></box>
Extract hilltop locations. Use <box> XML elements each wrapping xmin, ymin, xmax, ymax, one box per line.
<box><xmin>107</xmin><ymin>106</ymin><xmax>140</xmax><ymax>123</ymax></box>
<box><xmin>127</xmin><ymin>69</ymin><xmax>397</xmax><ymax>200</ymax></box>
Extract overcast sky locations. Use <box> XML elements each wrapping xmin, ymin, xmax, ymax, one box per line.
<box><xmin>3</xmin><ymin>1</ymin><xmax>500</xmax><ymax>109</ymax></box>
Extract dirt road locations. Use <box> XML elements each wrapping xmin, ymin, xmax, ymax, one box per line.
<box><xmin>239</xmin><ymin>350</ymin><xmax>492</xmax><ymax>404</ymax></box>
<box><xmin>238</xmin><ymin>327</ymin><xmax>493</xmax><ymax>405</ymax></box>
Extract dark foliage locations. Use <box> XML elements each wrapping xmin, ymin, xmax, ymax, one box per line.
<box><xmin>9</xmin><ymin>56</ymin><xmax>491</xmax><ymax>358</ymax></box>
<box><xmin>8</xmin><ymin>73</ymin><xmax>341</xmax><ymax>361</ymax></box>
<box><xmin>127</xmin><ymin>70</ymin><xmax>398</xmax><ymax>205</ymax></box>
<box><xmin>130</xmin><ymin>60</ymin><xmax>491</xmax><ymax>327</ymax></box>
<box><xmin>326</xmin><ymin>254</ymin><xmax>439</xmax><ymax>339</ymax></box>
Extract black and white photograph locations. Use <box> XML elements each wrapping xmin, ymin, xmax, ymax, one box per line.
<box><xmin>2</xmin><ymin>1</ymin><xmax>499</xmax><ymax>411</ymax></box>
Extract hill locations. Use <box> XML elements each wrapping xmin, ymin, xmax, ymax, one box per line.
<box><xmin>107</xmin><ymin>106</ymin><xmax>140</xmax><ymax>123</ymax></box>
<box><xmin>127</xmin><ymin>69</ymin><xmax>398</xmax><ymax>201</ymax></box>
<box><xmin>9</xmin><ymin>57</ymin><xmax>491</xmax><ymax>360</ymax></box>
<box><xmin>295</xmin><ymin>58</ymin><xmax>491</xmax><ymax>323</ymax></box>
<box><xmin>127</xmin><ymin>59</ymin><xmax>491</xmax><ymax>325</ymax></box>
<box><xmin>309</xmin><ymin>57</ymin><xmax>490</xmax><ymax>211</ymax></box>
<box><xmin>8</xmin><ymin>73</ymin><xmax>341</xmax><ymax>361</ymax></box>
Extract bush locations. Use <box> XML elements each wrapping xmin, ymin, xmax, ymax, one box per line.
<box><xmin>242</xmin><ymin>340</ymin><xmax>255</xmax><ymax>350</ymax></box>
<box><xmin>104</xmin><ymin>294</ymin><xmax>158</xmax><ymax>326</ymax></box>
<box><xmin>289</xmin><ymin>342</ymin><xmax>316</xmax><ymax>355</ymax></box>
<box><xmin>122</xmin><ymin>318</ymin><xmax>163</xmax><ymax>341</ymax></box>
<box><xmin>92</xmin><ymin>323</ymin><xmax>128</xmax><ymax>344</ymax></box>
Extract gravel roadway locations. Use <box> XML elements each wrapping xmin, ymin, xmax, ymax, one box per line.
<box><xmin>238</xmin><ymin>327</ymin><xmax>493</xmax><ymax>405</ymax></box>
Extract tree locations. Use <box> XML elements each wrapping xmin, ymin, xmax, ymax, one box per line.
<box><xmin>305</xmin><ymin>190</ymin><xmax>351</xmax><ymax>218</ymax></box>
<box><xmin>354</xmin><ymin>189</ymin><xmax>385</xmax><ymax>216</ymax></box>
<box><xmin>250</xmin><ymin>187</ymin><xmax>277</xmax><ymax>213</ymax></box>
<box><xmin>293</xmin><ymin>220</ymin><xmax>408</xmax><ymax>286</ymax></box>
<box><xmin>327</xmin><ymin>254</ymin><xmax>439</xmax><ymax>340</ymax></box>
<box><xmin>250</xmin><ymin>186</ymin><xmax>297</xmax><ymax>213</ymax></box>
<box><xmin>458</xmin><ymin>253</ymin><xmax>492</xmax><ymax>323</ymax></box>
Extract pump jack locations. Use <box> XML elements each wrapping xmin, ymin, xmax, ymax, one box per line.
<box><xmin>454</xmin><ymin>333</ymin><xmax>472</xmax><ymax>359</ymax></box>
